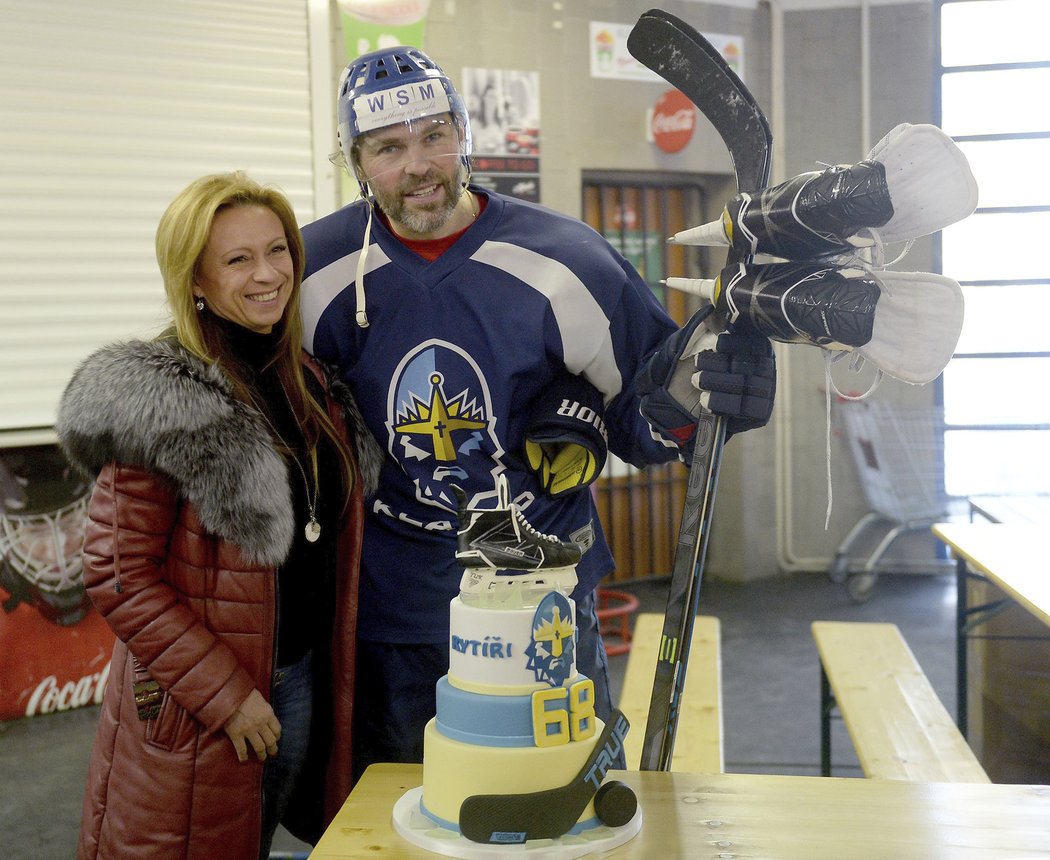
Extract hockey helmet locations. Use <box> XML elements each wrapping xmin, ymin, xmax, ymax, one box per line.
<box><xmin>336</xmin><ymin>46</ymin><xmax>472</xmax><ymax>185</ymax></box>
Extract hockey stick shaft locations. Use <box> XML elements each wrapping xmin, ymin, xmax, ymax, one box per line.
<box><xmin>639</xmin><ymin>412</ymin><xmax>725</xmax><ymax>771</ymax></box>
<box><xmin>629</xmin><ymin>8</ymin><xmax>772</xmax><ymax>772</ymax></box>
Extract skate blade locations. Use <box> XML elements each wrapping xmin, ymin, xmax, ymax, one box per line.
<box><xmin>459</xmin><ymin>566</ymin><xmax>579</xmax><ymax>597</ymax></box>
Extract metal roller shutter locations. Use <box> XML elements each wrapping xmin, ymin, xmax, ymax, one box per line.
<box><xmin>0</xmin><ymin>0</ymin><xmax>331</xmax><ymax>444</ymax></box>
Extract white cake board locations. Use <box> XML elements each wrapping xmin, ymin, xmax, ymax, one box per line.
<box><xmin>392</xmin><ymin>786</ymin><xmax>643</xmax><ymax>859</ymax></box>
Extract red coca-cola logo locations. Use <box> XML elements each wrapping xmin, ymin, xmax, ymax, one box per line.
<box><xmin>651</xmin><ymin>89</ymin><xmax>696</xmax><ymax>154</ymax></box>
<box><xmin>24</xmin><ymin>662</ymin><xmax>110</xmax><ymax>717</ymax></box>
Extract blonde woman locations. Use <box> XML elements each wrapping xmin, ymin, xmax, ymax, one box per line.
<box><xmin>58</xmin><ymin>172</ymin><xmax>381</xmax><ymax>859</ymax></box>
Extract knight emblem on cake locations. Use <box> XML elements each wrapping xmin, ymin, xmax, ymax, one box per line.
<box><xmin>392</xmin><ymin>475</ymin><xmax>642</xmax><ymax>857</ymax></box>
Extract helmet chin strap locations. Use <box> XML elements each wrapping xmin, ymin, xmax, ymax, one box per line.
<box><xmin>354</xmin><ymin>204</ymin><xmax>373</xmax><ymax>328</ymax></box>
<box><xmin>354</xmin><ymin>178</ymin><xmax>373</xmax><ymax>328</ymax></box>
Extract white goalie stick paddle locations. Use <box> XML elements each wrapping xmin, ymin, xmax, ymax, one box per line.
<box><xmin>627</xmin><ymin>8</ymin><xmax>772</xmax><ymax>773</ymax></box>
<box><xmin>667</xmin><ymin>263</ymin><xmax>965</xmax><ymax>386</ymax></box>
<box><xmin>668</xmin><ymin>122</ymin><xmax>979</xmax><ymax>260</ymax></box>
<box><xmin>458</xmin><ymin>710</ymin><xmax>633</xmax><ymax>844</ymax></box>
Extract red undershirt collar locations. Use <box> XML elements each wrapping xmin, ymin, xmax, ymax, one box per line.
<box><xmin>380</xmin><ymin>192</ymin><xmax>488</xmax><ymax>262</ymax></box>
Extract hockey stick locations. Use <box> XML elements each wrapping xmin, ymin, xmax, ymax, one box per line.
<box><xmin>458</xmin><ymin>709</ymin><xmax>632</xmax><ymax>844</ymax></box>
<box><xmin>627</xmin><ymin>8</ymin><xmax>772</xmax><ymax>772</ymax></box>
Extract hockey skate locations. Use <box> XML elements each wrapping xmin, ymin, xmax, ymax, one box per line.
<box><xmin>454</xmin><ymin>479</ymin><xmax>582</xmax><ymax>571</ymax></box>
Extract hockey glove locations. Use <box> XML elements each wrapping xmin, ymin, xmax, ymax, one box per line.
<box><xmin>637</xmin><ymin>306</ymin><xmax>776</xmax><ymax>454</ymax></box>
<box><xmin>524</xmin><ymin>371</ymin><xmax>608</xmax><ymax>496</ymax></box>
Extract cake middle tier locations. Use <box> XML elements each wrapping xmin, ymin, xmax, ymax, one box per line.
<box><xmin>436</xmin><ymin>673</ymin><xmax>596</xmax><ymax>747</ymax></box>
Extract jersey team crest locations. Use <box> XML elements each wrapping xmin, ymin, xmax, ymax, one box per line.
<box><xmin>386</xmin><ymin>339</ymin><xmax>506</xmax><ymax>512</ymax></box>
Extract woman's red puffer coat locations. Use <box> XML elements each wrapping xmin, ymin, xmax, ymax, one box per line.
<box><xmin>56</xmin><ymin>342</ymin><xmax>382</xmax><ymax>860</ymax></box>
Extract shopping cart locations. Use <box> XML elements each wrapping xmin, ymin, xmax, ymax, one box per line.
<box><xmin>828</xmin><ymin>397</ymin><xmax>954</xmax><ymax>603</ymax></box>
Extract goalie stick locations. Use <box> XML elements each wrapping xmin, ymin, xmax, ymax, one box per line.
<box><xmin>627</xmin><ymin>8</ymin><xmax>773</xmax><ymax>772</ymax></box>
<box><xmin>458</xmin><ymin>709</ymin><xmax>633</xmax><ymax>844</ymax></box>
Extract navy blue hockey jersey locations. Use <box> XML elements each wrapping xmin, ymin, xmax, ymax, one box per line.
<box><xmin>301</xmin><ymin>187</ymin><xmax>678</xmax><ymax>642</ymax></box>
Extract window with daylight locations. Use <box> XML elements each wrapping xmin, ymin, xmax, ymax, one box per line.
<box><xmin>937</xmin><ymin>0</ymin><xmax>1050</xmax><ymax>499</ymax></box>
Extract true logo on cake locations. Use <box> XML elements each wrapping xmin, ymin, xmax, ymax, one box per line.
<box><xmin>525</xmin><ymin>591</ymin><xmax>575</xmax><ymax>687</ymax></box>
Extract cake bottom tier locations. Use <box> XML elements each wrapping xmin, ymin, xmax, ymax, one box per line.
<box><xmin>420</xmin><ymin>716</ymin><xmax>605</xmax><ymax>832</ymax></box>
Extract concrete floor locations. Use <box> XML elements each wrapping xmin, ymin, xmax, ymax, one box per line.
<box><xmin>0</xmin><ymin>570</ymin><xmax>959</xmax><ymax>859</ymax></box>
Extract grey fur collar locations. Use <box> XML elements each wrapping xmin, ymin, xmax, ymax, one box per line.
<box><xmin>56</xmin><ymin>339</ymin><xmax>381</xmax><ymax>567</ymax></box>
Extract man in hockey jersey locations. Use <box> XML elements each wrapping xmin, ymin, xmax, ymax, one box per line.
<box><xmin>300</xmin><ymin>46</ymin><xmax>775</xmax><ymax>779</ymax></box>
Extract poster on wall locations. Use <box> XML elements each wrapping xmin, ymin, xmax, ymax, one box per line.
<box><xmin>461</xmin><ymin>68</ymin><xmax>541</xmax><ymax>203</ymax></box>
<box><xmin>589</xmin><ymin>21</ymin><xmax>745</xmax><ymax>83</ymax></box>
<box><xmin>338</xmin><ymin>0</ymin><xmax>430</xmax><ymax>58</ymax></box>
<box><xmin>0</xmin><ymin>446</ymin><xmax>114</xmax><ymax>721</ymax></box>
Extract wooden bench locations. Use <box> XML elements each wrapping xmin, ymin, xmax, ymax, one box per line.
<box><xmin>812</xmin><ymin>620</ymin><xmax>989</xmax><ymax>782</ymax></box>
<box><xmin>618</xmin><ymin>612</ymin><xmax>723</xmax><ymax>773</ymax></box>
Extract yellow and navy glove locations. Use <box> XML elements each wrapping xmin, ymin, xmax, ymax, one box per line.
<box><xmin>524</xmin><ymin>371</ymin><xmax>608</xmax><ymax>497</ymax></box>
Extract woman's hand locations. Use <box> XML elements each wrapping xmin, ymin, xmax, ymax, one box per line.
<box><xmin>223</xmin><ymin>689</ymin><xmax>282</xmax><ymax>763</ymax></box>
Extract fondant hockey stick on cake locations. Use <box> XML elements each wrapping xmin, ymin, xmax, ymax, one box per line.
<box><xmin>458</xmin><ymin>710</ymin><xmax>635</xmax><ymax>844</ymax></box>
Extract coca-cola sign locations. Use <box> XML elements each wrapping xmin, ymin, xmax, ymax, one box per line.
<box><xmin>651</xmin><ymin>89</ymin><xmax>696</xmax><ymax>154</ymax></box>
<box><xmin>24</xmin><ymin>661</ymin><xmax>110</xmax><ymax>717</ymax></box>
<box><xmin>0</xmin><ymin>596</ymin><xmax>115</xmax><ymax>720</ymax></box>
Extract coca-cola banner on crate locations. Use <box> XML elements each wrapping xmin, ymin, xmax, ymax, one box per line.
<box><xmin>0</xmin><ymin>446</ymin><xmax>114</xmax><ymax>721</ymax></box>
<box><xmin>0</xmin><ymin>578</ymin><xmax>114</xmax><ymax>720</ymax></box>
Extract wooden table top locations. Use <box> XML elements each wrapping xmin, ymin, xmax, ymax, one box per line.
<box><xmin>309</xmin><ymin>764</ymin><xmax>1050</xmax><ymax>859</ymax></box>
<box><xmin>933</xmin><ymin>522</ymin><xmax>1050</xmax><ymax>627</ymax></box>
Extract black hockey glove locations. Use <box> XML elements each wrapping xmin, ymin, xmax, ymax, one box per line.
<box><xmin>524</xmin><ymin>370</ymin><xmax>608</xmax><ymax>496</ymax></box>
<box><xmin>636</xmin><ymin>306</ymin><xmax>776</xmax><ymax>455</ymax></box>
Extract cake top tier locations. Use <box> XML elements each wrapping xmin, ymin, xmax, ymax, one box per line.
<box><xmin>448</xmin><ymin>590</ymin><xmax>578</xmax><ymax>693</ymax></box>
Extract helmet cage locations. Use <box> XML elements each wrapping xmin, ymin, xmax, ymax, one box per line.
<box><xmin>0</xmin><ymin>493</ymin><xmax>91</xmax><ymax>626</ymax></box>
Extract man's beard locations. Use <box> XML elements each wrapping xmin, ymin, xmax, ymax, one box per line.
<box><xmin>376</xmin><ymin>165</ymin><xmax>465</xmax><ymax>236</ymax></box>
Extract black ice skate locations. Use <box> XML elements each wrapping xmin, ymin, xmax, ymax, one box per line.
<box><xmin>454</xmin><ymin>479</ymin><xmax>582</xmax><ymax>571</ymax></box>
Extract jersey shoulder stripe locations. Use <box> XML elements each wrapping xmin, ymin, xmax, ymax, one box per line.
<box><xmin>470</xmin><ymin>240</ymin><xmax>621</xmax><ymax>400</ymax></box>
<box><xmin>301</xmin><ymin>244</ymin><xmax>391</xmax><ymax>354</ymax></box>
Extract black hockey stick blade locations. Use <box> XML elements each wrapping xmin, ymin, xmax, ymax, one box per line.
<box><xmin>628</xmin><ymin>9</ymin><xmax>772</xmax><ymax>772</ymax></box>
<box><xmin>628</xmin><ymin>9</ymin><xmax>772</xmax><ymax>194</ymax></box>
<box><xmin>458</xmin><ymin>710</ymin><xmax>631</xmax><ymax>844</ymax></box>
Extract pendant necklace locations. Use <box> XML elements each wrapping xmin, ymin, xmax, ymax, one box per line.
<box><xmin>292</xmin><ymin>443</ymin><xmax>322</xmax><ymax>543</ymax></box>
<box><xmin>253</xmin><ymin>388</ymin><xmax>322</xmax><ymax>543</ymax></box>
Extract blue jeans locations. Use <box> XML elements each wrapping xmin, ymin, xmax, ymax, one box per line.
<box><xmin>259</xmin><ymin>651</ymin><xmax>313</xmax><ymax>859</ymax></box>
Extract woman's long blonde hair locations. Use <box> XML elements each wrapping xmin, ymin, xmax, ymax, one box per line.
<box><xmin>155</xmin><ymin>171</ymin><xmax>354</xmax><ymax>500</ymax></box>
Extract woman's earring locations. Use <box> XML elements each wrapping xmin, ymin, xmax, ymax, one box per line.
<box><xmin>195</xmin><ymin>296</ymin><xmax>205</xmax><ymax>312</ymax></box>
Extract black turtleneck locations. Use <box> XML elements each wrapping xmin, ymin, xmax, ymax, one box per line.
<box><xmin>215</xmin><ymin>317</ymin><xmax>342</xmax><ymax>669</ymax></box>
